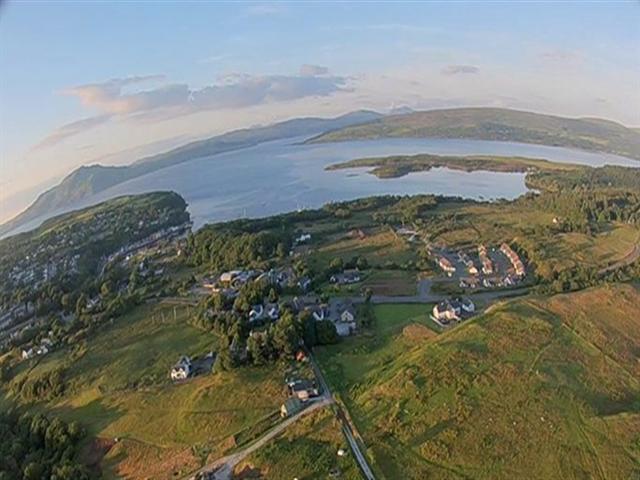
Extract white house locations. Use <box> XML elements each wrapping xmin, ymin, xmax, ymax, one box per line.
<box><xmin>461</xmin><ymin>298</ymin><xmax>475</xmax><ymax>313</ymax></box>
<box><xmin>22</xmin><ymin>348</ymin><xmax>35</xmax><ymax>360</ymax></box>
<box><xmin>266</xmin><ymin>303</ymin><xmax>280</xmax><ymax>320</ymax></box>
<box><xmin>432</xmin><ymin>300</ymin><xmax>461</xmax><ymax>322</ymax></box>
<box><xmin>249</xmin><ymin>304</ymin><xmax>265</xmax><ymax>322</ymax></box>
<box><xmin>170</xmin><ymin>356</ymin><xmax>192</xmax><ymax>381</ymax></box>
<box><xmin>336</xmin><ymin>306</ymin><xmax>357</xmax><ymax>336</ymax></box>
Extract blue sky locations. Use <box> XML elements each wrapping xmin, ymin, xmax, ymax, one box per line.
<box><xmin>1</xmin><ymin>1</ymin><xmax>639</xmax><ymax>220</ymax></box>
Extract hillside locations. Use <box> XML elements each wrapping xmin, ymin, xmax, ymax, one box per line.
<box><xmin>0</xmin><ymin>191</ymin><xmax>189</xmax><ymax>300</ymax></box>
<box><xmin>0</xmin><ymin>110</ymin><xmax>381</xmax><ymax>238</ymax></box>
<box><xmin>309</xmin><ymin>107</ymin><xmax>640</xmax><ymax>161</ymax></box>
<box><xmin>316</xmin><ymin>284</ymin><xmax>640</xmax><ymax>479</ymax></box>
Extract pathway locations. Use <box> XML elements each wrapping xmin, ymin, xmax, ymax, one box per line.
<box><xmin>190</xmin><ymin>397</ymin><xmax>333</xmax><ymax>480</ymax></box>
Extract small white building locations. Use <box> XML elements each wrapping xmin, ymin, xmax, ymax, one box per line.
<box><xmin>170</xmin><ymin>356</ymin><xmax>192</xmax><ymax>381</ymax></box>
<box><xmin>461</xmin><ymin>298</ymin><xmax>475</xmax><ymax>313</ymax></box>
<box><xmin>432</xmin><ymin>301</ymin><xmax>460</xmax><ymax>322</ymax></box>
<box><xmin>249</xmin><ymin>304</ymin><xmax>265</xmax><ymax>322</ymax></box>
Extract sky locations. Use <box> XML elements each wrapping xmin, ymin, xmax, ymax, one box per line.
<box><xmin>1</xmin><ymin>1</ymin><xmax>639</xmax><ymax>222</ymax></box>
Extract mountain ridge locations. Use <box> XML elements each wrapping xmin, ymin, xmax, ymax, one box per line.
<box><xmin>307</xmin><ymin>107</ymin><xmax>640</xmax><ymax>161</ymax></box>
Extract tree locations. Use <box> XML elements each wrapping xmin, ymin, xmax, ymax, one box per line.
<box><xmin>273</xmin><ymin>312</ymin><xmax>300</xmax><ymax>358</ymax></box>
<box><xmin>100</xmin><ymin>280</ymin><xmax>113</xmax><ymax>297</ymax></box>
<box><xmin>247</xmin><ymin>334</ymin><xmax>267</xmax><ymax>365</ymax></box>
<box><xmin>300</xmin><ymin>311</ymin><xmax>317</xmax><ymax>347</ymax></box>
<box><xmin>23</xmin><ymin>462</ymin><xmax>44</xmax><ymax>480</ymax></box>
<box><xmin>214</xmin><ymin>335</ymin><xmax>235</xmax><ymax>371</ymax></box>
<box><xmin>129</xmin><ymin>268</ymin><xmax>141</xmax><ymax>292</ymax></box>
<box><xmin>329</xmin><ymin>257</ymin><xmax>344</xmax><ymax>274</ymax></box>
<box><xmin>60</xmin><ymin>293</ymin><xmax>74</xmax><ymax>313</ymax></box>
<box><xmin>267</xmin><ymin>288</ymin><xmax>278</xmax><ymax>303</ymax></box>
<box><xmin>75</xmin><ymin>293</ymin><xmax>87</xmax><ymax>317</ymax></box>
<box><xmin>316</xmin><ymin>320</ymin><xmax>338</xmax><ymax>345</ymax></box>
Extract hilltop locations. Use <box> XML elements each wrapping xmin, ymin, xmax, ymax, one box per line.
<box><xmin>308</xmin><ymin>107</ymin><xmax>640</xmax><ymax>161</ymax></box>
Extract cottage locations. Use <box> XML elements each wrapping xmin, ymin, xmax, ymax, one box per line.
<box><xmin>330</xmin><ymin>269</ymin><xmax>361</xmax><ymax>285</ymax></box>
<box><xmin>311</xmin><ymin>305</ymin><xmax>328</xmax><ymax>321</ymax></box>
<box><xmin>432</xmin><ymin>300</ymin><xmax>461</xmax><ymax>323</ymax></box>
<box><xmin>340</xmin><ymin>307</ymin><xmax>356</xmax><ymax>323</ymax></box>
<box><xmin>219</xmin><ymin>270</ymin><xmax>242</xmax><ymax>284</ymax></box>
<box><xmin>335</xmin><ymin>305</ymin><xmax>357</xmax><ymax>336</ymax></box>
<box><xmin>21</xmin><ymin>348</ymin><xmax>35</xmax><ymax>360</ymax></box>
<box><xmin>438</xmin><ymin>257</ymin><xmax>456</xmax><ymax>275</ymax></box>
<box><xmin>249</xmin><ymin>304</ymin><xmax>265</xmax><ymax>322</ymax></box>
<box><xmin>461</xmin><ymin>298</ymin><xmax>475</xmax><ymax>313</ymax></box>
<box><xmin>265</xmin><ymin>303</ymin><xmax>280</xmax><ymax>320</ymax></box>
<box><xmin>297</xmin><ymin>277</ymin><xmax>312</xmax><ymax>292</ymax></box>
<box><xmin>295</xmin><ymin>233</ymin><xmax>312</xmax><ymax>245</ymax></box>
<box><xmin>290</xmin><ymin>379</ymin><xmax>319</xmax><ymax>401</ymax></box>
<box><xmin>170</xmin><ymin>356</ymin><xmax>192</xmax><ymax>381</ymax></box>
<box><xmin>280</xmin><ymin>397</ymin><xmax>303</xmax><ymax>417</ymax></box>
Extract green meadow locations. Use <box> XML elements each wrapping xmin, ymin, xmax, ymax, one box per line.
<box><xmin>316</xmin><ymin>285</ymin><xmax>640</xmax><ymax>479</ymax></box>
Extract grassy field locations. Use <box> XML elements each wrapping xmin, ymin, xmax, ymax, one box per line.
<box><xmin>310</xmin><ymin>227</ymin><xmax>418</xmax><ymax>269</ymax></box>
<box><xmin>316</xmin><ymin>284</ymin><xmax>640</xmax><ymax>479</ymax></box>
<box><xmin>361</xmin><ymin>269</ymin><xmax>417</xmax><ymax>296</ymax></box>
<box><xmin>316</xmin><ymin>303</ymin><xmax>439</xmax><ymax>394</ymax></box>
<box><xmin>2</xmin><ymin>303</ymin><xmax>287</xmax><ymax>479</ymax></box>
<box><xmin>234</xmin><ymin>408</ymin><xmax>361</xmax><ymax>479</ymax></box>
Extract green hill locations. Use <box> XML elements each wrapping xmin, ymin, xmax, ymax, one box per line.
<box><xmin>316</xmin><ymin>284</ymin><xmax>640</xmax><ymax>479</ymax></box>
<box><xmin>309</xmin><ymin>107</ymin><xmax>640</xmax><ymax>161</ymax></box>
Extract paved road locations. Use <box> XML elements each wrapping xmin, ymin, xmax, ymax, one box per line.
<box><xmin>191</xmin><ymin>397</ymin><xmax>333</xmax><ymax>480</ymax></box>
<box><xmin>308</xmin><ymin>353</ymin><xmax>376</xmax><ymax>480</ymax></box>
<box><xmin>345</xmin><ymin>285</ymin><xmax>530</xmax><ymax>306</ymax></box>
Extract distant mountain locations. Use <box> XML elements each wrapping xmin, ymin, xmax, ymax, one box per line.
<box><xmin>308</xmin><ymin>107</ymin><xmax>640</xmax><ymax>161</ymax></box>
<box><xmin>0</xmin><ymin>110</ymin><xmax>382</xmax><ymax>237</ymax></box>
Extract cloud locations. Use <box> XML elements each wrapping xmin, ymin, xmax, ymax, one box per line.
<box><xmin>191</xmin><ymin>73</ymin><xmax>347</xmax><ymax>110</ymax></box>
<box><xmin>333</xmin><ymin>24</ymin><xmax>441</xmax><ymax>35</ymax></box>
<box><xmin>538</xmin><ymin>49</ymin><xmax>585</xmax><ymax>67</ymax></box>
<box><xmin>198</xmin><ymin>53</ymin><xmax>230</xmax><ymax>64</ymax></box>
<box><xmin>441</xmin><ymin>65</ymin><xmax>480</xmax><ymax>75</ymax></box>
<box><xmin>63</xmin><ymin>70</ymin><xmax>347</xmax><ymax>117</ymax></box>
<box><xmin>31</xmin><ymin>114</ymin><xmax>111</xmax><ymax>150</ymax></box>
<box><xmin>245</xmin><ymin>4</ymin><xmax>286</xmax><ymax>16</ymax></box>
<box><xmin>33</xmin><ymin>68</ymin><xmax>348</xmax><ymax>149</ymax></box>
<box><xmin>300</xmin><ymin>64</ymin><xmax>330</xmax><ymax>76</ymax></box>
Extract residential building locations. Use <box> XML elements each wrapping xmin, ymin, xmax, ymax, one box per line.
<box><xmin>290</xmin><ymin>379</ymin><xmax>319</xmax><ymax>401</ymax></box>
<box><xmin>432</xmin><ymin>300</ymin><xmax>461</xmax><ymax>322</ymax></box>
<box><xmin>438</xmin><ymin>257</ymin><xmax>456</xmax><ymax>275</ymax></box>
<box><xmin>280</xmin><ymin>397</ymin><xmax>303</xmax><ymax>417</ymax></box>
<box><xmin>500</xmin><ymin>243</ymin><xmax>526</xmax><ymax>277</ymax></box>
<box><xmin>330</xmin><ymin>269</ymin><xmax>361</xmax><ymax>285</ymax></box>
<box><xmin>170</xmin><ymin>356</ymin><xmax>192</xmax><ymax>381</ymax></box>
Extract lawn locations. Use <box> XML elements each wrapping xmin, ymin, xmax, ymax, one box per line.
<box><xmin>234</xmin><ymin>408</ymin><xmax>361</xmax><ymax>480</ymax></box>
<box><xmin>2</xmin><ymin>303</ymin><xmax>288</xmax><ymax>479</ymax></box>
<box><xmin>316</xmin><ymin>285</ymin><xmax>640</xmax><ymax>479</ymax></box>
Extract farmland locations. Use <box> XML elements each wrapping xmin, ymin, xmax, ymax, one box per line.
<box><xmin>316</xmin><ymin>284</ymin><xmax>640</xmax><ymax>479</ymax></box>
<box><xmin>1</xmin><ymin>303</ymin><xmax>287</xmax><ymax>479</ymax></box>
